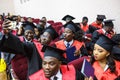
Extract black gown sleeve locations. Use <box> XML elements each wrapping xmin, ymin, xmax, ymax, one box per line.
<box><xmin>0</xmin><ymin>32</ymin><xmax>33</xmax><ymax>56</ymax></box>
<box><xmin>92</xmin><ymin>31</ymin><xmax>100</xmax><ymax>44</ymax></box>
<box><xmin>76</xmin><ymin>70</ymin><xmax>85</xmax><ymax>80</ymax></box>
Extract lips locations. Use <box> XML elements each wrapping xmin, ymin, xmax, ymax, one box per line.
<box><xmin>94</xmin><ymin>56</ymin><xmax>97</xmax><ymax>59</ymax></box>
<box><xmin>44</xmin><ymin>70</ymin><xmax>51</xmax><ymax>75</ymax></box>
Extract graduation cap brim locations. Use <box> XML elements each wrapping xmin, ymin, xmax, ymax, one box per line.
<box><xmin>97</xmin><ymin>15</ymin><xmax>106</xmax><ymax>20</ymax></box>
<box><xmin>62</xmin><ymin>15</ymin><xmax>75</xmax><ymax>21</ymax></box>
<box><xmin>111</xmin><ymin>46</ymin><xmax>120</xmax><ymax>55</ymax></box>
<box><xmin>41</xmin><ymin>45</ymin><xmax>66</xmax><ymax>61</ymax></box>
<box><xmin>96</xmin><ymin>34</ymin><xmax>116</xmax><ymax>52</ymax></box>
<box><xmin>22</xmin><ymin>21</ymin><xmax>36</xmax><ymax>31</ymax></box>
<box><xmin>64</xmin><ymin>21</ymin><xmax>80</xmax><ymax>33</ymax></box>
<box><xmin>103</xmin><ymin>19</ymin><xmax>115</xmax><ymax>27</ymax></box>
<box><xmin>43</xmin><ymin>26</ymin><xmax>59</xmax><ymax>40</ymax></box>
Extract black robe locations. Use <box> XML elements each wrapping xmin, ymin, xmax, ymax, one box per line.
<box><xmin>0</xmin><ymin>32</ymin><xmax>42</xmax><ymax>79</ymax></box>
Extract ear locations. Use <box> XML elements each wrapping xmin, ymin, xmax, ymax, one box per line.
<box><xmin>58</xmin><ymin>61</ymin><xmax>62</xmax><ymax>67</ymax></box>
<box><xmin>72</xmin><ymin>33</ymin><xmax>75</xmax><ymax>37</ymax></box>
<box><xmin>106</xmin><ymin>52</ymin><xmax>110</xmax><ymax>57</ymax></box>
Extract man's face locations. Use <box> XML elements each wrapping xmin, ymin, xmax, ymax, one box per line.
<box><xmin>24</xmin><ymin>30</ymin><xmax>34</xmax><ymax>41</ymax></box>
<box><xmin>64</xmin><ymin>28</ymin><xmax>74</xmax><ymax>42</ymax></box>
<box><xmin>40</xmin><ymin>32</ymin><xmax>52</xmax><ymax>45</ymax></box>
<box><xmin>42</xmin><ymin>56</ymin><xmax>61</xmax><ymax>78</ymax></box>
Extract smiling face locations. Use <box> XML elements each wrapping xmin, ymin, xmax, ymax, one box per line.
<box><xmin>42</xmin><ymin>56</ymin><xmax>61</xmax><ymax>78</ymax></box>
<box><xmin>93</xmin><ymin>44</ymin><xmax>110</xmax><ymax>61</ymax></box>
<box><xmin>24</xmin><ymin>30</ymin><xmax>34</xmax><ymax>41</ymax></box>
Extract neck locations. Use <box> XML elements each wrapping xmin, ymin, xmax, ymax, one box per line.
<box><xmin>98</xmin><ymin>59</ymin><xmax>107</xmax><ymax>70</ymax></box>
<box><xmin>98</xmin><ymin>58</ymin><xmax>107</xmax><ymax>66</ymax></box>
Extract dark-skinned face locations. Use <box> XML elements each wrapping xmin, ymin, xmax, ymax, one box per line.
<box><xmin>82</xmin><ymin>19</ymin><xmax>88</xmax><ymax>25</ymax></box>
<box><xmin>40</xmin><ymin>32</ymin><xmax>52</xmax><ymax>45</ymax></box>
<box><xmin>64</xmin><ymin>28</ymin><xmax>74</xmax><ymax>42</ymax></box>
<box><xmin>42</xmin><ymin>56</ymin><xmax>61</xmax><ymax>78</ymax></box>
<box><xmin>24</xmin><ymin>30</ymin><xmax>34</xmax><ymax>41</ymax></box>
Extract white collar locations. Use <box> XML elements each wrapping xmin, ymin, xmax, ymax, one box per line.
<box><xmin>50</xmin><ymin>69</ymin><xmax>62</xmax><ymax>80</ymax></box>
<box><xmin>104</xmin><ymin>64</ymin><xmax>109</xmax><ymax>71</ymax></box>
<box><xmin>64</xmin><ymin>40</ymin><xmax>74</xmax><ymax>47</ymax></box>
<box><xmin>102</xmin><ymin>28</ymin><xmax>106</xmax><ymax>34</ymax></box>
<box><xmin>24</xmin><ymin>37</ymin><xmax>32</xmax><ymax>42</ymax></box>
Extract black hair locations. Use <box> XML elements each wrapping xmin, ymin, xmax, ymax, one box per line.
<box><xmin>90</xmin><ymin>54</ymin><xmax>118</xmax><ymax>75</ymax></box>
<box><xmin>74</xmin><ymin>28</ymin><xmax>84</xmax><ymax>42</ymax></box>
<box><xmin>82</xmin><ymin>16</ymin><xmax>88</xmax><ymax>21</ymax></box>
<box><xmin>111</xmin><ymin>34</ymin><xmax>120</xmax><ymax>45</ymax></box>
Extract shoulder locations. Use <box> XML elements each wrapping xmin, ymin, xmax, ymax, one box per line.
<box><xmin>55</xmin><ymin>40</ymin><xmax>64</xmax><ymax>44</ymax></box>
<box><xmin>29</xmin><ymin>69</ymin><xmax>45</xmax><ymax>80</ymax></box>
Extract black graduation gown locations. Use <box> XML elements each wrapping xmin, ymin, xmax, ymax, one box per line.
<box><xmin>0</xmin><ymin>32</ymin><xmax>42</xmax><ymax>78</ymax></box>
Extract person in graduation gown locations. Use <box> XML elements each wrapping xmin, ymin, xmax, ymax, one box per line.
<box><xmin>88</xmin><ymin>15</ymin><xmax>106</xmax><ymax>34</ymax></box>
<box><xmin>80</xmin><ymin>16</ymin><xmax>89</xmax><ymax>33</ymax></box>
<box><xmin>29</xmin><ymin>45</ymin><xmax>85</xmax><ymax>80</ymax></box>
<box><xmin>87</xmin><ymin>19</ymin><xmax>115</xmax><ymax>51</ymax></box>
<box><xmin>59</xmin><ymin>15</ymin><xmax>75</xmax><ymax>39</ymax></box>
<box><xmin>0</xmin><ymin>19</ymin><xmax>43</xmax><ymax>79</ymax></box>
<box><xmin>54</xmin><ymin>21</ymin><xmax>88</xmax><ymax>60</ymax></box>
<box><xmin>92</xmin><ymin>19</ymin><xmax>115</xmax><ymax>43</ymax></box>
<box><xmin>62</xmin><ymin>15</ymin><xmax>75</xmax><ymax>23</ymax></box>
<box><xmin>90</xmin><ymin>15</ymin><xmax>106</xmax><ymax>29</ymax></box>
<box><xmin>90</xmin><ymin>35</ymin><xmax>120</xmax><ymax>80</ymax></box>
<box><xmin>40</xmin><ymin>26</ymin><xmax>59</xmax><ymax>46</ymax></box>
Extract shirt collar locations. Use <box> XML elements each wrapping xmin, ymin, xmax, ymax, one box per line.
<box><xmin>102</xmin><ymin>28</ymin><xmax>106</xmax><ymax>34</ymax></box>
<box><xmin>24</xmin><ymin>37</ymin><xmax>32</xmax><ymax>42</ymax></box>
<box><xmin>104</xmin><ymin>64</ymin><xmax>109</xmax><ymax>71</ymax></box>
<box><xmin>50</xmin><ymin>69</ymin><xmax>62</xmax><ymax>80</ymax></box>
<box><xmin>64</xmin><ymin>39</ymin><xmax>74</xmax><ymax>47</ymax></box>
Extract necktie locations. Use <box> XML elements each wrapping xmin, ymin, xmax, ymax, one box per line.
<box><xmin>53</xmin><ymin>76</ymin><xmax>58</xmax><ymax>80</ymax></box>
<box><xmin>66</xmin><ymin>42</ymin><xmax>70</xmax><ymax>49</ymax></box>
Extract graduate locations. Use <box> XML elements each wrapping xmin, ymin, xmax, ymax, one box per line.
<box><xmin>80</xmin><ymin>16</ymin><xmax>89</xmax><ymax>33</ymax></box>
<box><xmin>0</xmin><ymin>19</ymin><xmax>43</xmax><ymax>79</ymax></box>
<box><xmin>90</xmin><ymin>15</ymin><xmax>106</xmax><ymax>29</ymax></box>
<box><xmin>87</xmin><ymin>19</ymin><xmax>115</xmax><ymax>52</ymax></box>
<box><xmin>29</xmin><ymin>45</ymin><xmax>85</xmax><ymax>80</ymax></box>
<box><xmin>40</xmin><ymin>26</ymin><xmax>59</xmax><ymax>46</ymax></box>
<box><xmin>62</xmin><ymin>15</ymin><xmax>75</xmax><ymax>23</ymax></box>
<box><xmin>54</xmin><ymin>21</ymin><xmax>88</xmax><ymax>61</ymax></box>
<box><xmin>92</xmin><ymin>19</ymin><xmax>115</xmax><ymax>43</ymax></box>
<box><xmin>90</xmin><ymin>35</ymin><xmax>120</xmax><ymax>80</ymax></box>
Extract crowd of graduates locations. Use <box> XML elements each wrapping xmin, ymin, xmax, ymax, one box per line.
<box><xmin>0</xmin><ymin>13</ymin><xmax>120</xmax><ymax>80</ymax></box>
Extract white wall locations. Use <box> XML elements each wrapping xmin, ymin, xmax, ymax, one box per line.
<box><xmin>2</xmin><ymin>0</ymin><xmax>120</xmax><ymax>33</ymax></box>
<box><xmin>0</xmin><ymin>0</ymin><xmax>15</xmax><ymax>15</ymax></box>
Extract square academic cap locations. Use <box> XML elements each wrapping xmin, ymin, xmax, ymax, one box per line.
<box><xmin>64</xmin><ymin>21</ymin><xmax>80</xmax><ymax>33</ymax></box>
<box><xmin>62</xmin><ymin>15</ymin><xmax>75</xmax><ymax>21</ymax></box>
<box><xmin>96</xmin><ymin>34</ymin><xmax>115</xmax><ymax>52</ymax></box>
<box><xmin>22</xmin><ymin>21</ymin><xmax>36</xmax><ymax>32</ymax></box>
<box><xmin>43</xmin><ymin>26</ymin><xmax>59</xmax><ymax>40</ymax></box>
<box><xmin>41</xmin><ymin>45</ymin><xmax>66</xmax><ymax>61</ymax></box>
<box><xmin>97</xmin><ymin>15</ymin><xmax>106</xmax><ymax>21</ymax></box>
<box><xmin>111</xmin><ymin>46</ymin><xmax>120</xmax><ymax>55</ymax></box>
<box><xmin>111</xmin><ymin>46</ymin><xmax>120</xmax><ymax>61</ymax></box>
<box><xmin>103</xmin><ymin>19</ymin><xmax>114</xmax><ymax>27</ymax></box>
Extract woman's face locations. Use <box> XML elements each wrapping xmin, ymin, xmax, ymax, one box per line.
<box><xmin>93</xmin><ymin>44</ymin><xmax>110</xmax><ymax>61</ymax></box>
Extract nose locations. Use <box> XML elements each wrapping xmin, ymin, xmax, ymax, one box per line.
<box><xmin>93</xmin><ymin>50</ymin><xmax>98</xmax><ymax>55</ymax></box>
<box><xmin>45</xmin><ymin>64</ymin><xmax>50</xmax><ymax>69</ymax></box>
